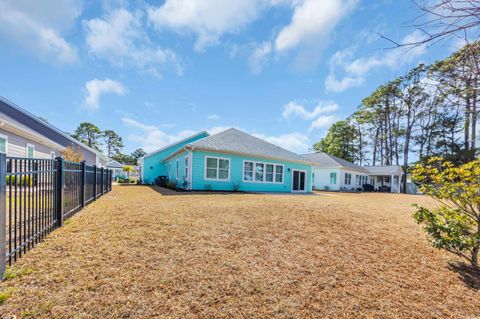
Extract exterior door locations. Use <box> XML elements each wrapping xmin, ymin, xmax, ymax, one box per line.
<box><xmin>292</xmin><ymin>170</ymin><xmax>306</xmax><ymax>192</ymax></box>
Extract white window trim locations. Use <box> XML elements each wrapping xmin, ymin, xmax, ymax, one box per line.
<box><xmin>184</xmin><ymin>156</ymin><xmax>189</xmax><ymax>181</ymax></box>
<box><xmin>242</xmin><ymin>160</ymin><xmax>284</xmax><ymax>184</ymax></box>
<box><xmin>204</xmin><ymin>156</ymin><xmax>230</xmax><ymax>181</ymax></box>
<box><xmin>0</xmin><ymin>133</ymin><xmax>8</xmax><ymax>154</ymax></box>
<box><xmin>26</xmin><ymin>143</ymin><xmax>35</xmax><ymax>158</ymax></box>
<box><xmin>344</xmin><ymin>173</ymin><xmax>352</xmax><ymax>185</ymax></box>
<box><xmin>291</xmin><ymin>169</ymin><xmax>307</xmax><ymax>192</ymax></box>
<box><xmin>175</xmin><ymin>159</ymin><xmax>179</xmax><ymax>180</ymax></box>
<box><xmin>329</xmin><ymin>172</ymin><xmax>337</xmax><ymax>185</ymax></box>
<box><xmin>50</xmin><ymin>151</ymin><xmax>56</xmax><ymax>159</ymax></box>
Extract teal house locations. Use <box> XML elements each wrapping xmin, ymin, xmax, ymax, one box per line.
<box><xmin>140</xmin><ymin>128</ymin><xmax>313</xmax><ymax>193</ymax></box>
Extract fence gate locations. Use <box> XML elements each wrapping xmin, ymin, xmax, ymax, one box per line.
<box><xmin>0</xmin><ymin>155</ymin><xmax>112</xmax><ymax>278</ymax></box>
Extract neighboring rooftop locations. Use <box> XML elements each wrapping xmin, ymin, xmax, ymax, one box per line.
<box><xmin>364</xmin><ymin>165</ymin><xmax>404</xmax><ymax>175</ymax></box>
<box><xmin>302</xmin><ymin>152</ymin><xmax>369</xmax><ymax>172</ymax></box>
<box><xmin>0</xmin><ymin>96</ymin><xmax>107</xmax><ymax>160</ymax></box>
<box><xmin>187</xmin><ymin>128</ymin><xmax>311</xmax><ymax>163</ymax></box>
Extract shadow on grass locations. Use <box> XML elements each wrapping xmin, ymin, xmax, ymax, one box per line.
<box><xmin>147</xmin><ymin>185</ymin><xmax>250</xmax><ymax>196</ymax></box>
<box><xmin>448</xmin><ymin>262</ymin><xmax>480</xmax><ymax>291</ymax></box>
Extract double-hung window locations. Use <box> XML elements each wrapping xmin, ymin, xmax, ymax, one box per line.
<box><xmin>176</xmin><ymin>160</ymin><xmax>179</xmax><ymax>180</ymax></box>
<box><xmin>0</xmin><ymin>134</ymin><xmax>7</xmax><ymax>154</ymax></box>
<box><xmin>244</xmin><ymin>161</ymin><xmax>283</xmax><ymax>183</ymax></box>
<box><xmin>205</xmin><ymin>157</ymin><xmax>229</xmax><ymax>180</ymax></box>
<box><xmin>355</xmin><ymin>175</ymin><xmax>360</xmax><ymax>186</ymax></box>
<box><xmin>265</xmin><ymin>164</ymin><xmax>274</xmax><ymax>182</ymax></box>
<box><xmin>275</xmin><ymin>165</ymin><xmax>283</xmax><ymax>183</ymax></box>
<box><xmin>26</xmin><ymin>144</ymin><xmax>35</xmax><ymax>158</ymax></box>
<box><xmin>184</xmin><ymin>156</ymin><xmax>189</xmax><ymax>180</ymax></box>
<box><xmin>329</xmin><ymin>172</ymin><xmax>337</xmax><ymax>184</ymax></box>
<box><xmin>243</xmin><ymin>162</ymin><xmax>254</xmax><ymax>181</ymax></box>
<box><xmin>255</xmin><ymin>163</ymin><xmax>264</xmax><ymax>181</ymax></box>
<box><xmin>344</xmin><ymin>173</ymin><xmax>351</xmax><ymax>185</ymax></box>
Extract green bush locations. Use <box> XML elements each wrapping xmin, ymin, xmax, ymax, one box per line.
<box><xmin>6</xmin><ymin>175</ymin><xmax>33</xmax><ymax>186</ymax></box>
<box><xmin>166</xmin><ymin>181</ymin><xmax>176</xmax><ymax>190</ymax></box>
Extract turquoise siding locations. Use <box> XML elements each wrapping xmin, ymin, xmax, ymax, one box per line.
<box><xmin>142</xmin><ymin>132</ymin><xmax>208</xmax><ymax>184</ymax></box>
<box><xmin>190</xmin><ymin>150</ymin><xmax>312</xmax><ymax>192</ymax></box>
<box><xmin>164</xmin><ymin>150</ymin><xmax>190</xmax><ymax>189</ymax></box>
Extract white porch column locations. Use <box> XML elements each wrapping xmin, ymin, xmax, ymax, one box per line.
<box><xmin>390</xmin><ymin>174</ymin><xmax>394</xmax><ymax>193</ymax></box>
<box><xmin>397</xmin><ymin>174</ymin><xmax>402</xmax><ymax>193</ymax></box>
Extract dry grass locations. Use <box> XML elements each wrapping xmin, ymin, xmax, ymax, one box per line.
<box><xmin>0</xmin><ymin>186</ymin><xmax>479</xmax><ymax>318</ymax></box>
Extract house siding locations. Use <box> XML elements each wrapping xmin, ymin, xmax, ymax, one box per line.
<box><xmin>312</xmin><ymin>167</ymin><xmax>342</xmax><ymax>191</ymax></box>
<box><xmin>189</xmin><ymin>150</ymin><xmax>312</xmax><ymax>192</ymax></box>
<box><xmin>0</xmin><ymin>101</ymin><xmax>99</xmax><ymax>165</ymax></box>
<box><xmin>0</xmin><ymin>128</ymin><xmax>58</xmax><ymax>159</ymax></box>
<box><xmin>312</xmin><ymin>167</ymin><xmax>369</xmax><ymax>191</ymax></box>
<box><xmin>142</xmin><ymin>132</ymin><xmax>208</xmax><ymax>184</ymax></box>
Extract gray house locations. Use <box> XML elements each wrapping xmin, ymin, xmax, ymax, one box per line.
<box><xmin>0</xmin><ymin>96</ymin><xmax>108</xmax><ymax>166</ymax></box>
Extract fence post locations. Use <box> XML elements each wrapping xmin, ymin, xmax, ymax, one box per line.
<box><xmin>55</xmin><ymin>157</ymin><xmax>64</xmax><ymax>227</ymax></box>
<box><xmin>93</xmin><ymin>165</ymin><xmax>97</xmax><ymax>201</ymax></box>
<box><xmin>80</xmin><ymin>161</ymin><xmax>86</xmax><ymax>208</ymax></box>
<box><xmin>0</xmin><ymin>153</ymin><xmax>7</xmax><ymax>279</ymax></box>
<box><xmin>100</xmin><ymin>168</ymin><xmax>104</xmax><ymax>195</ymax></box>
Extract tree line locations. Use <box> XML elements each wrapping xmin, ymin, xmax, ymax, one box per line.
<box><xmin>315</xmin><ymin>41</ymin><xmax>479</xmax><ymax>171</ymax></box>
<box><xmin>71</xmin><ymin>122</ymin><xmax>146</xmax><ymax>165</ymax></box>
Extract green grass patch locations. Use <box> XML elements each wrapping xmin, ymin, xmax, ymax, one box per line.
<box><xmin>3</xmin><ymin>267</ymin><xmax>33</xmax><ymax>280</ymax></box>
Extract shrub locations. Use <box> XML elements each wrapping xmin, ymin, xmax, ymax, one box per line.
<box><xmin>412</xmin><ymin>157</ymin><xmax>480</xmax><ymax>270</ymax></box>
<box><xmin>204</xmin><ymin>184</ymin><xmax>212</xmax><ymax>191</ymax></box>
<box><xmin>324</xmin><ymin>186</ymin><xmax>330</xmax><ymax>191</ymax></box>
<box><xmin>166</xmin><ymin>181</ymin><xmax>177</xmax><ymax>190</ymax></box>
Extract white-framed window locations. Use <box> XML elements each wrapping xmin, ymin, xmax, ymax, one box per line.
<box><xmin>0</xmin><ymin>134</ymin><xmax>7</xmax><ymax>154</ymax></box>
<box><xmin>255</xmin><ymin>163</ymin><xmax>264</xmax><ymax>181</ymax></box>
<box><xmin>50</xmin><ymin>151</ymin><xmax>56</xmax><ymax>159</ymax></box>
<box><xmin>329</xmin><ymin>172</ymin><xmax>337</xmax><ymax>184</ymax></box>
<box><xmin>184</xmin><ymin>156</ymin><xmax>189</xmax><ymax>180</ymax></box>
<box><xmin>275</xmin><ymin>165</ymin><xmax>283</xmax><ymax>183</ymax></box>
<box><xmin>205</xmin><ymin>156</ymin><xmax>230</xmax><ymax>180</ymax></box>
<box><xmin>243</xmin><ymin>161</ymin><xmax>254</xmax><ymax>181</ymax></box>
<box><xmin>26</xmin><ymin>143</ymin><xmax>35</xmax><ymax>158</ymax></box>
<box><xmin>176</xmin><ymin>160</ymin><xmax>179</xmax><ymax>180</ymax></box>
<box><xmin>243</xmin><ymin>161</ymin><xmax>283</xmax><ymax>183</ymax></box>
<box><xmin>344</xmin><ymin>173</ymin><xmax>352</xmax><ymax>185</ymax></box>
<box><xmin>355</xmin><ymin>175</ymin><xmax>360</xmax><ymax>186</ymax></box>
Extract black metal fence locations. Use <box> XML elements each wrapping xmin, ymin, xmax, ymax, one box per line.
<box><xmin>0</xmin><ymin>155</ymin><xmax>112</xmax><ymax>277</ymax></box>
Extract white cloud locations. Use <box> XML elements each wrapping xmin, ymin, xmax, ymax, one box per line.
<box><xmin>325</xmin><ymin>30</ymin><xmax>428</xmax><ymax>92</ymax></box>
<box><xmin>123</xmin><ymin>117</ymin><xmax>198</xmax><ymax>153</ymax></box>
<box><xmin>325</xmin><ymin>73</ymin><xmax>364</xmax><ymax>92</ymax></box>
<box><xmin>85</xmin><ymin>78</ymin><xmax>127</xmax><ymax>109</ymax></box>
<box><xmin>148</xmin><ymin>0</ymin><xmax>268</xmax><ymax>51</ymax></box>
<box><xmin>84</xmin><ymin>8</ymin><xmax>181</xmax><ymax>76</ymax></box>
<box><xmin>206</xmin><ymin>114</ymin><xmax>221</xmax><ymax>121</ymax></box>
<box><xmin>275</xmin><ymin>0</ymin><xmax>357</xmax><ymax>52</ymax></box>
<box><xmin>253</xmin><ymin>132</ymin><xmax>310</xmax><ymax>154</ymax></box>
<box><xmin>248</xmin><ymin>41</ymin><xmax>272</xmax><ymax>74</ymax></box>
<box><xmin>282</xmin><ymin>100</ymin><xmax>339</xmax><ymax>121</ymax></box>
<box><xmin>309</xmin><ymin>115</ymin><xmax>340</xmax><ymax>131</ymax></box>
<box><xmin>0</xmin><ymin>0</ymin><xmax>80</xmax><ymax>64</ymax></box>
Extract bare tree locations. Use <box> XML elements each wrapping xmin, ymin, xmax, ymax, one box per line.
<box><xmin>384</xmin><ymin>1</ymin><xmax>479</xmax><ymax>47</ymax></box>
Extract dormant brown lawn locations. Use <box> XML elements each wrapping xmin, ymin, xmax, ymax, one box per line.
<box><xmin>0</xmin><ymin>185</ymin><xmax>479</xmax><ymax>318</ymax></box>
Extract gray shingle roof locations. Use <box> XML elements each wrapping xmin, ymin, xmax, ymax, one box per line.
<box><xmin>302</xmin><ymin>152</ymin><xmax>369</xmax><ymax>172</ymax></box>
<box><xmin>364</xmin><ymin>165</ymin><xmax>404</xmax><ymax>175</ymax></box>
<box><xmin>187</xmin><ymin>128</ymin><xmax>311</xmax><ymax>163</ymax></box>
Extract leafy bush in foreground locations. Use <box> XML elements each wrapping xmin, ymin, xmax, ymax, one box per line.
<box><xmin>412</xmin><ymin>157</ymin><xmax>480</xmax><ymax>269</ymax></box>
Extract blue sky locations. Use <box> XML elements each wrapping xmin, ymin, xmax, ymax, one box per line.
<box><xmin>0</xmin><ymin>0</ymin><xmax>458</xmax><ymax>154</ymax></box>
